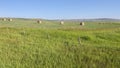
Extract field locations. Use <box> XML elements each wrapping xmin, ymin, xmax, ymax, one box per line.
<box><xmin>0</xmin><ymin>18</ymin><xmax>120</xmax><ymax>68</ymax></box>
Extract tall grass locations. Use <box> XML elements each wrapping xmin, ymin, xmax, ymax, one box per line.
<box><xmin>0</xmin><ymin>27</ymin><xmax>120</xmax><ymax>68</ymax></box>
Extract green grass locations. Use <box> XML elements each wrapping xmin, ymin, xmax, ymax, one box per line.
<box><xmin>0</xmin><ymin>19</ymin><xmax>120</xmax><ymax>29</ymax></box>
<box><xmin>0</xmin><ymin>19</ymin><xmax>120</xmax><ymax>68</ymax></box>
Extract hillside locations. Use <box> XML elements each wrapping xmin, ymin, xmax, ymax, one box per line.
<box><xmin>0</xmin><ymin>18</ymin><xmax>120</xmax><ymax>68</ymax></box>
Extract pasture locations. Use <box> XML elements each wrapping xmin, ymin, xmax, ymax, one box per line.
<box><xmin>0</xmin><ymin>18</ymin><xmax>120</xmax><ymax>68</ymax></box>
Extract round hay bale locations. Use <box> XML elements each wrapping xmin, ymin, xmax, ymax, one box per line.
<box><xmin>37</xmin><ymin>20</ymin><xmax>42</xmax><ymax>24</ymax></box>
<box><xmin>8</xmin><ymin>19</ymin><xmax>12</xmax><ymax>21</ymax></box>
<box><xmin>3</xmin><ymin>18</ymin><xmax>7</xmax><ymax>21</ymax></box>
<box><xmin>60</xmin><ymin>21</ymin><xmax>64</xmax><ymax>25</ymax></box>
<box><xmin>80</xmin><ymin>22</ymin><xmax>85</xmax><ymax>26</ymax></box>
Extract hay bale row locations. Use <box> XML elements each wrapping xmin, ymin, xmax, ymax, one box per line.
<box><xmin>36</xmin><ymin>20</ymin><xmax>85</xmax><ymax>26</ymax></box>
<box><xmin>60</xmin><ymin>21</ymin><xmax>85</xmax><ymax>26</ymax></box>
<box><xmin>1</xmin><ymin>18</ymin><xmax>13</xmax><ymax>21</ymax></box>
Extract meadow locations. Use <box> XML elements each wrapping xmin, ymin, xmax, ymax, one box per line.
<box><xmin>0</xmin><ymin>18</ymin><xmax>120</xmax><ymax>68</ymax></box>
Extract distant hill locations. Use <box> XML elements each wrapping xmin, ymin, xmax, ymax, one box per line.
<box><xmin>60</xmin><ymin>18</ymin><xmax>120</xmax><ymax>22</ymax></box>
<box><xmin>0</xmin><ymin>17</ymin><xmax>120</xmax><ymax>22</ymax></box>
<box><xmin>91</xmin><ymin>18</ymin><xmax>120</xmax><ymax>21</ymax></box>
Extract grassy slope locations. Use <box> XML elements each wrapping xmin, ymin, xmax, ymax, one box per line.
<box><xmin>0</xmin><ymin>19</ymin><xmax>120</xmax><ymax>68</ymax></box>
<box><xmin>0</xmin><ymin>19</ymin><xmax>120</xmax><ymax>29</ymax></box>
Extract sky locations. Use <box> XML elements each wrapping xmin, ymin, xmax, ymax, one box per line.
<box><xmin>0</xmin><ymin>0</ymin><xmax>120</xmax><ymax>19</ymax></box>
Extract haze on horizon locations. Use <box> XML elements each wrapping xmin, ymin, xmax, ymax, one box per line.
<box><xmin>0</xmin><ymin>0</ymin><xmax>120</xmax><ymax>19</ymax></box>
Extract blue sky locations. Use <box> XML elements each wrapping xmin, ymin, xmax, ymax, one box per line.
<box><xmin>0</xmin><ymin>0</ymin><xmax>120</xmax><ymax>19</ymax></box>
